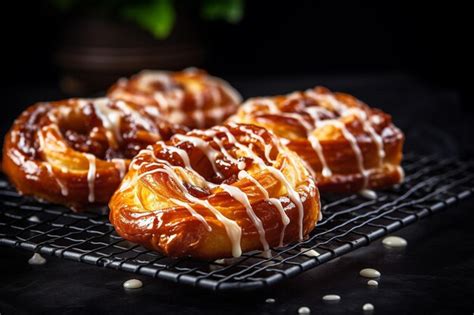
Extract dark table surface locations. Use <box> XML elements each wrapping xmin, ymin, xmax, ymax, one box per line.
<box><xmin>0</xmin><ymin>74</ymin><xmax>473</xmax><ymax>314</ymax></box>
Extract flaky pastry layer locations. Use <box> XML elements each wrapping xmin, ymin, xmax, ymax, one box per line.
<box><xmin>109</xmin><ymin>123</ymin><xmax>320</xmax><ymax>259</ymax></box>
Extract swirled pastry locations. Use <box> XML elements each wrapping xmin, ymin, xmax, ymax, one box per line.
<box><xmin>109</xmin><ymin>123</ymin><xmax>320</xmax><ymax>259</ymax></box>
<box><xmin>107</xmin><ymin>68</ymin><xmax>242</xmax><ymax>129</ymax></box>
<box><xmin>229</xmin><ymin>87</ymin><xmax>404</xmax><ymax>193</ymax></box>
<box><xmin>2</xmin><ymin>98</ymin><xmax>186</xmax><ymax>210</ymax></box>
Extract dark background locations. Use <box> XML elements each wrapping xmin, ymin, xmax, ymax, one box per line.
<box><xmin>1</xmin><ymin>1</ymin><xmax>472</xmax><ymax>156</ymax></box>
<box><xmin>0</xmin><ymin>2</ymin><xmax>473</xmax><ymax>314</ymax></box>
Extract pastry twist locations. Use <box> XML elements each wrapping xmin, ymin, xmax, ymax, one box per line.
<box><xmin>109</xmin><ymin>123</ymin><xmax>320</xmax><ymax>259</ymax></box>
<box><xmin>229</xmin><ymin>87</ymin><xmax>404</xmax><ymax>193</ymax></box>
<box><xmin>2</xmin><ymin>98</ymin><xmax>186</xmax><ymax>210</ymax></box>
<box><xmin>108</xmin><ymin>68</ymin><xmax>242</xmax><ymax>129</ymax></box>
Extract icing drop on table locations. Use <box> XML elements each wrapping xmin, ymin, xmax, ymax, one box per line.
<box><xmin>359</xmin><ymin>268</ymin><xmax>381</xmax><ymax>278</ymax></box>
<box><xmin>28</xmin><ymin>253</ymin><xmax>46</xmax><ymax>265</ymax></box>
<box><xmin>367</xmin><ymin>280</ymin><xmax>379</xmax><ymax>287</ymax></box>
<box><xmin>322</xmin><ymin>294</ymin><xmax>341</xmax><ymax>302</ymax></box>
<box><xmin>363</xmin><ymin>303</ymin><xmax>374</xmax><ymax>312</ymax></box>
<box><xmin>123</xmin><ymin>279</ymin><xmax>143</xmax><ymax>289</ymax></box>
<box><xmin>382</xmin><ymin>236</ymin><xmax>407</xmax><ymax>248</ymax></box>
<box><xmin>265</xmin><ymin>298</ymin><xmax>275</xmax><ymax>304</ymax></box>
<box><xmin>298</xmin><ymin>306</ymin><xmax>311</xmax><ymax>314</ymax></box>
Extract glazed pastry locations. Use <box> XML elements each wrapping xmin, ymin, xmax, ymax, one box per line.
<box><xmin>108</xmin><ymin>68</ymin><xmax>242</xmax><ymax>129</ymax></box>
<box><xmin>2</xmin><ymin>98</ymin><xmax>186</xmax><ymax>210</ymax></box>
<box><xmin>109</xmin><ymin>123</ymin><xmax>320</xmax><ymax>259</ymax></box>
<box><xmin>229</xmin><ymin>87</ymin><xmax>404</xmax><ymax>193</ymax></box>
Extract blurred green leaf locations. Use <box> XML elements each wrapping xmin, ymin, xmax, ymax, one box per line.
<box><xmin>121</xmin><ymin>0</ymin><xmax>176</xmax><ymax>39</ymax></box>
<box><xmin>202</xmin><ymin>0</ymin><xmax>244</xmax><ymax>23</ymax></box>
<box><xmin>49</xmin><ymin>0</ymin><xmax>78</xmax><ymax>11</ymax></box>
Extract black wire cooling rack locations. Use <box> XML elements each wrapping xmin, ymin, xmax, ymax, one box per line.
<box><xmin>1</xmin><ymin>154</ymin><xmax>473</xmax><ymax>291</ymax></box>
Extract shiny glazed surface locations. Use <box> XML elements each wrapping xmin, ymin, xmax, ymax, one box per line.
<box><xmin>2</xmin><ymin>98</ymin><xmax>186</xmax><ymax>210</ymax></box>
<box><xmin>108</xmin><ymin>68</ymin><xmax>242</xmax><ymax>129</ymax></box>
<box><xmin>109</xmin><ymin>123</ymin><xmax>320</xmax><ymax>259</ymax></box>
<box><xmin>229</xmin><ymin>86</ymin><xmax>404</xmax><ymax>193</ymax></box>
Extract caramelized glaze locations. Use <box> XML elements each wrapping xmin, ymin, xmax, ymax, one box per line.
<box><xmin>229</xmin><ymin>86</ymin><xmax>404</xmax><ymax>193</ymax></box>
<box><xmin>108</xmin><ymin>68</ymin><xmax>242</xmax><ymax>129</ymax></box>
<box><xmin>2</xmin><ymin>98</ymin><xmax>186</xmax><ymax>210</ymax></box>
<box><xmin>109</xmin><ymin>123</ymin><xmax>320</xmax><ymax>259</ymax></box>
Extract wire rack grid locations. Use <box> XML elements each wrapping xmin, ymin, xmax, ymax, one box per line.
<box><xmin>0</xmin><ymin>154</ymin><xmax>473</xmax><ymax>291</ymax></box>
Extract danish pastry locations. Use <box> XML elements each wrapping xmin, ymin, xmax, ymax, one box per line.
<box><xmin>109</xmin><ymin>123</ymin><xmax>320</xmax><ymax>259</ymax></box>
<box><xmin>229</xmin><ymin>87</ymin><xmax>404</xmax><ymax>193</ymax></box>
<box><xmin>108</xmin><ymin>68</ymin><xmax>242</xmax><ymax>129</ymax></box>
<box><xmin>2</xmin><ymin>98</ymin><xmax>186</xmax><ymax>210</ymax></box>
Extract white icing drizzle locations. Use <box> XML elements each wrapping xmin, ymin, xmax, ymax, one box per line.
<box><xmin>240</xmin><ymin>89</ymin><xmax>390</xmax><ymax>191</ymax></box>
<box><xmin>190</xmin><ymin>88</ymin><xmax>205</xmax><ymax>128</ymax></box>
<box><xmin>112</xmin><ymin>158</ymin><xmax>127</xmax><ymax>180</ymax></box>
<box><xmin>165</xmin><ymin>145</ymin><xmax>193</xmax><ymax>169</ymax></box>
<box><xmin>169</xmin><ymin>198</ymin><xmax>212</xmax><ymax>232</ymax></box>
<box><xmin>84</xmin><ymin>153</ymin><xmax>97</xmax><ymax>203</ymax></box>
<box><xmin>115</xmin><ymin>100</ymin><xmax>159</xmax><ymax>136</ymax></box>
<box><xmin>138</xmin><ymin>71</ymin><xmax>173</xmax><ymax>91</ymax></box>
<box><xmin>318</xmin><ymin>120</ymin><xmax>368</xmax><ymax>188</ymax></box>
<box><xmin>238</xmin><ymin>170</ymin><xmax>289</xmax><ymax>246</ymax></box>
<box><xmin>217</xmin><ymin>125</ymin><xmax>305</xmax><ymax>240</ymax></box>
<box><xmin>138</xmin><ymin>163</ymin><xmax>242</xmax><ymax>257</ymax></box>
<box><xmin>220</xmin><ymin>184</ymin><xmax>270</xmax><ymax>252</ymax></box>
<box><xmin>174</xmin><ymin>134</ymin><xmax>223</xmax><ymax>177</ymax></box>
<box><xmin>239</xmin><ymin>125</ymin><xmax>275</xmax><ymax>162</ymax></box>
<box><xmin>153</xmin><ymin>92</ymin><xmax>170</xmax><ymax>113</ymax></box>
<box><xmin>133</xmin><ymin>123</ymin><xmax>307</xmax><ymax>256</ymax></box>
<box><xmin>28</xmin><ymin>253</ymin><xmax>46</xmax><ymax>265</ymax></box>
<box><xmin>92</xmin><ymin>98</ymin><xmax>122</xmax><ymax>146</ymax></box>
<box><xmin>278</xmin><ymin>108</ymin><xmax>331</xmax><ymax>178</ymax></box>
<box><xmin>136</xmin><ymin>70</ymin><xmax>241</xmax><ymax>128</ymax></box>
<box><xmin>44</xmin><ymin>163</ymin><xmax>68</xmax><ymax>196</ymax></box>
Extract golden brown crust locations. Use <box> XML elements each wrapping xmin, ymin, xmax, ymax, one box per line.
<box><xmin>228</xmin><ymin>86</ymin><xmax>404</xmax><ymax>193</ymax></box>
<box><xmin>2</xmin><ymin>98</ymin><xmax>186</xmax><ymax>210</ymax></box>
<box><xmin>107</xmin><ymin>68</ymin><xmax>242</xmax><ymax>129</ymax></box>
<box><xmin>109</xmin><ymin>123</ymin><xmax>320</xmax><ymax>259</ymax></box>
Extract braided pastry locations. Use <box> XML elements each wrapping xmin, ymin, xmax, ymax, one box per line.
<box><xmin>108</xmin><ymin>68</ymin><xmax>242</xmax><ymax>129</ymax></box>
<box><xmin>229</xmin><ymin>87</ymin><xmax>404</xmax><ymax>193</ymax></box>
<box><xmin>109</xmin><ymin>123</ymin><xmax>320</xmax><ymax>259</ymax></box>
<box><xmin>2</xmin><ymin>98</ymin><xmax>186</xmax><ymax>210</ymax></box>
